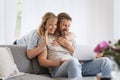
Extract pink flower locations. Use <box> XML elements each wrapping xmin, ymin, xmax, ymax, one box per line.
<box><xmin>94</xmin><ymin>41</ymin><xmax>109</xmax><ymax>54</ymax></box>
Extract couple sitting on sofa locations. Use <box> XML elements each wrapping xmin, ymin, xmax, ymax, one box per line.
<box><xmin>13</xmin><ymin>12</ymin><xmax>112</xmax><ymax>80</ymax></box>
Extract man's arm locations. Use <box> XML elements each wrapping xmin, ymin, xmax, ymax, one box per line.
<box><xmin>38</xmin><ymin>47</ymin><xmax>61</xmax><ymax>68</ymax></box>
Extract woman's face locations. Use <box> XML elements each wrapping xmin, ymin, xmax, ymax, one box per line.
<box><xmin>45</xmin><ymin>18</ymin><xmax>58</xmax><ymax>35</ymax></box>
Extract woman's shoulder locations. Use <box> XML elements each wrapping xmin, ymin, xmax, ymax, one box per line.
<box><xmin>22</xmin><ymin>29</ymin><xmax>39</xmax><ymax>40</ymax></box>
<box><xmin>31</xmin><ymin>29</ymin><xmax>37</xmax><ymax>35</ymax></box>
<box><xmin>29</xmin><ymin>29</ymin><xmax>39</xmax><ymax>37</ymax></box>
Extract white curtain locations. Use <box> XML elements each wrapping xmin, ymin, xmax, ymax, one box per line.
<box><xmin>0</xmin><ymin>0</ymin><xmax>17</xmax><ymax>44</ymax></box>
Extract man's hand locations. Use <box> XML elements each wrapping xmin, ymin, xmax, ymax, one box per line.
<box><xmin>55</xmin><ymin>37</ymin><xmax>74</xmax><ymax>55</ymax></box>
<box><xmin>51</xmin><ymin>60</ymin><xmax>61</xmax><ymax>67</ymax></box>
<box><xmin>55</xmin><ymin>37</ymin><xmax>71</xmax><ymax>48</ymax></box>
<box><xmin>51</xmin><ymin>40</ymin><xmax>60</xmax><ymax>46</ymax></box>
<box><xmin>52</xmin><ymin>59</ymin><xmax>67</xmax><ymax>67</ymax></box>
<box><xmin>60</xmin><ymin>58</ymin><xmax>67</xmax><ymax>65</ymax></box>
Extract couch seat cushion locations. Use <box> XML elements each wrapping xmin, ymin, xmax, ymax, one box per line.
<box><xmin>5</xmin><ymin>74</ymin><xmax>97</xmax><ymax>80</ymax></box>
<box><xmin>6</xmin><ymin>74</ymin><xmax>54</xmax><ymax>80</ymax></box>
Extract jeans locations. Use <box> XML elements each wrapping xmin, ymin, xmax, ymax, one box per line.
<box><xmin>50</xmin><ymin>57</ymin><xmax>112</xmax><ymax>78</ymax></box>
<box><xmin>82</xmin><ymin>57</ymin><xmax>112</xmax><ymax>78</ymax></box>
<box><xmin>51</xmin><ymin>58</ymin><xmax>82</xmax><ymax>78</ymax></box>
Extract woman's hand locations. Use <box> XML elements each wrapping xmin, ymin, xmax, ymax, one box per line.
<box><xmin>44</xmin><ymin>30</ymin><xmax>49</xmax><ymax>45</ymax></box>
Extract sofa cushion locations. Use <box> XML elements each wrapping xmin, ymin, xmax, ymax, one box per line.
<box><xmin>54</xmin><ymin>76</ymin><xmax>97</xmax><ymax>80</ymax></box>
<box><xmin>0</xmin><ymin>47</ymin><xmax>21</xmax><ymax>79</ymax></box>
<box><xmin>32</xmin><ymin>57</ymin><xmax>49</xmax><ymax>74</ymax></box>
<box><xmin>6</xmin><ymin>73</ymin><xmax>96</xmax><ymax>80</ymax></box>
<box><xmin>0</xmin><ymin>45</ymin><xmax>34</xmax><ymax>74</ymax></box>
<box><xmin>6</xmin><ymin>74</ymin><xmax>54</xmax><ymax>80</ymax></box>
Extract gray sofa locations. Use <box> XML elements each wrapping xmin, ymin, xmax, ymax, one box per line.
<box><xmin>0</xmin><ymin>45</ymin><xmax>97</xmax><ymax>80</ymax></box>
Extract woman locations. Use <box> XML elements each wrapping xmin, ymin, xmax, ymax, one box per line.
<box><xmin>13</xmin><ymin>12</ymin><xmax>58</xmax><ymax>59</ymax></box>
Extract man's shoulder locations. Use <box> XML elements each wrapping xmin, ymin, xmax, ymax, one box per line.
<box><xmin>66</xmin><ymin>32</ymin><xmax>76</xmax><ymax>40</ymax></box>
<box><xmin>68</xmin><ymin>32</ymin><xmax>76</xmax><ymax>36</ymax></box>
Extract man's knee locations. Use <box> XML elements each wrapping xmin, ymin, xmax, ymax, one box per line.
<box><xmin>101</xmin><ymin>57</ymin><xmax>112</xmax><ymax>66</ymax></box>
<box><xmin>68</xmin><ymin>58</ymin><xmax>80</xmax><ymax>65</ymax></box>
<box><xmin>67</xmin><ymin>58</ymin><xmax>82</xmax><ymax>68</ymax></box>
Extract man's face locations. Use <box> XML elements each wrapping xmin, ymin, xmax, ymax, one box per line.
<box><xmin>59</xmin><ymin>19</ymin><xmax>71</xmax><ymax>35</ymax></box>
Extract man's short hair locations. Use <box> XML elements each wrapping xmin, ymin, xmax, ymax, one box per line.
<box><xmin>57</xmin><ymin>12</ymin><xmax>72</xmax><ymax>21</ymax></box>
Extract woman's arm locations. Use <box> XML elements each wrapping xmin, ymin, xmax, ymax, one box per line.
<box><xmin>27</xmin><ymin>30</ymin><xmax>49</xmax><ymax>59</ymax></box>
<box><xmin>27</xmin><ymin>40</ymin><xmax>47</xmax><ymax>59</ymax></box>
<box><xmin>38</xmin><ymin>47</ymin><xmax>61</xmax><ymax>68</ymax></box>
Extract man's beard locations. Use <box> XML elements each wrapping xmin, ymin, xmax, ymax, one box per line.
<box><xmin>61</xmin><ymin>29</ymin><xmax>68</xmax><ymax>38</ymax></box>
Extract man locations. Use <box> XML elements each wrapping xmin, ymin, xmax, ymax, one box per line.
<box><xmin>38</xmin><ymin>12</ymin><xmax>112</xmax><ymax>80</ymax></box>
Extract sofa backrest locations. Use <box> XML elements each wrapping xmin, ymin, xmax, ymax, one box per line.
<box><xmin>0</xmin><ymin>44</ymin><xmax>96</xmax><ymax>74</ymax></box>
<box><xmin>0</xmin><ymin>45</ymin><xmax>34</xmax><ymax>73</ymax></box>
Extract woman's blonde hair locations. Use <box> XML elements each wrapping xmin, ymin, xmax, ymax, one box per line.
<box><xmin>37</xmin><ymin>12</ymin><xmax>57</xmax><ymax>37</ymax></box>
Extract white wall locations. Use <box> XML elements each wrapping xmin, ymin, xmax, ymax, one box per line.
<box><xmin>0</xmin><ymin>0</ymin><xmax>17</xmax><ymax>44</ymax></box>
<box><xmin>0</xmin><ymin>0</ymin><xmax>114</xmax><ymax>45</ymax></box>
<box><xmin>0</xmin><ymin>0</ymin><xmax>5</xmax><ymax>44</ymax></box>
<box><xmin>114</xmin><ymin>0</ymin><xmax>120</xmax><ymax>41</ymax></box>
<box><xmin>21</xmin><ymin>0</ymin><xmax>114</xmax><ymax>45</ymax></box>
<box><xmin>20</xmin><ymin>0</ymin><xmax>39</xmax><ymax>36</ymax></box>
<box><xmin>5</xmin><ymin>0</ymin><xmax>17</xmax><ymax>44</ymax></box>
<box><xmin>95</xmin><ymin>0</ymin><xmax>114</xmax><ymax>43</ymax></box>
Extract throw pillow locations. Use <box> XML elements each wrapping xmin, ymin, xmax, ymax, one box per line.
<box><xmin>0</xmin><ymin>47</ymin><xmax>23</xmax><ymax>79</ymax></box>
